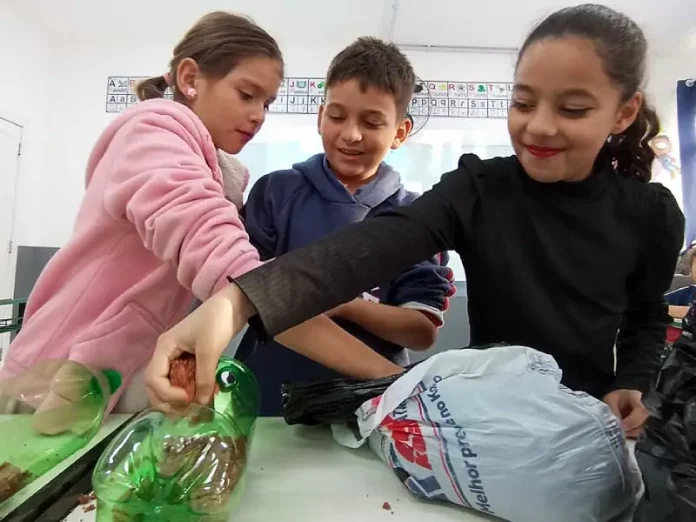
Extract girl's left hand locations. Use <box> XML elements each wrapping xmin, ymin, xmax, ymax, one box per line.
<box><xmin>603</xmin><ymin>389</ymin><xmax>649</xmax><ymax>439</ymax></box>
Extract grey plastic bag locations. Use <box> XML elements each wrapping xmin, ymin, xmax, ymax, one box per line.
<box><xmin>332</xmin><ymin>346</ymin><xmax>642</xmax><ymax>522</ymax></box>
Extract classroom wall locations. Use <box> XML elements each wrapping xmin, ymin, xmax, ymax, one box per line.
<box><xmin>21</xmin><ymin>41</ymin><xmax>515</xmax><ymax>250</ymax></box>
<box><xmin>0</xmin><ymin>3</ymin><xmax>53</xmax><ymax>249</ymax></box>
<box><xmin>6</xmin><ymin>20</ymin><xmax>691</xmax><ymax>363</ymax></box>
<box><xmin>10</xmin><ymin>36</ymin><xmax>692</xmax><ymax>251</ymax></box>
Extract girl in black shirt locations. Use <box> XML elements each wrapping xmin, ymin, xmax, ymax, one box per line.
<box><xmin>149</xmin><ymin>4</ymin><xmax>684</xmax><ymax>438</ymax></box>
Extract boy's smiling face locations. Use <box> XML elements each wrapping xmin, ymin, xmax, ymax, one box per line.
<box><xmin>318</xmin><ymin>79</ymin><xmax>411</xmax><ymax>191</ymax></box>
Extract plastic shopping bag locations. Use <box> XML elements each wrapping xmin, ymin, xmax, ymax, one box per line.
<box><xmin>634</xmin><ymin>335</ymin><xmax>696</xmax><ymax>522</ymax></box>
<box><xmin>327</xmin><ymin>346</ymin><xmax>641</xmax><ymax>522</ymax></box>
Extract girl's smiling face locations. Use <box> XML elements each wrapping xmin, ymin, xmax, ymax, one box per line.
<box><xmin>508</xmin><ymin>36</ymin><xmax>641</xmax><ymax>183</ymax></box>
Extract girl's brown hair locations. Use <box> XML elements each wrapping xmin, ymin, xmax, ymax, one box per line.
<box><xmin>136</xmin><ymin>11</ymin><xmax>283</xmax><ymax>102</ymax></box>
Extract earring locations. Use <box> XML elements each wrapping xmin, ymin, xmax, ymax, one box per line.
<box><xmin>186</xmin><ymin>87</ymin><xmax>197</xmax><ymax>98</ymax></box>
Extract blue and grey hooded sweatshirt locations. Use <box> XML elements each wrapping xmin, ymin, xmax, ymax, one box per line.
<box><xmin>239</xmin><ymin>153</ymin><xmax>452</xmax><ymax>415</ymax></box>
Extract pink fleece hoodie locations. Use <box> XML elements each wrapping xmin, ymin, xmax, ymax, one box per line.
<box><xmin>2</xmin><ymin>99</ymin><xmax>261</xmax><ymax>409</ymax></box>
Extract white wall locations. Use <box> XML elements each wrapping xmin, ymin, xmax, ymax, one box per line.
<box><xmin>17</xmin><ymin>36</ymin><xmax>691</xmax><ymax>249</ymax></box>
<box><xmin>0</xmin><ymin>3</ymin><xmax>53</xmax><ymax>248</ymax></box>
<box><xmin>36</xmin><ymin>42</ymin><xmax>516</xmax><ymax>249</ymax></box>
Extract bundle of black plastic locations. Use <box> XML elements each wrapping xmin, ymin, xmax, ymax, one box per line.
<box><xmin>281</xmin><ymin>344</ymin><xmax>509</xmax><ymax>426</ymax></box>
<box><xmin>634</xmin><ymin>335</ymin><xmax>696</xmax><ymax>522</ymax></box>
<box><xmin>281</xmin><ymin>372</ymin><xmax>404</xmax><ymax>426</ymax></box>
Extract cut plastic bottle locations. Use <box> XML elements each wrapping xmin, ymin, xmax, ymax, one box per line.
<box><xmin>93</xmin><ymin>356</ymin><xmax>260</xmax><ymax>521</ymax></box>
<box><xmin>0</xmin><ymin>360</ymin><xmax>121</xmax><ymax>503</ymax></box>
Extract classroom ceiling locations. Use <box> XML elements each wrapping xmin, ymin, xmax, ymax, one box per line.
<box><xmin>5</xmin><ymin>0</ymin><xmax>696</xmax><ymax>52</ymax></box>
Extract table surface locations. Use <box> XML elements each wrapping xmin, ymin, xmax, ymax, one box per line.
<box><xmin>0</xmin><ymin>413</ymin><xmax>132</xmax><ymax>520</ymax></box>
<box><xmin>62</xmin><ymin>417</ymin><xmax>639</xmax><ymax>522</ymax></box>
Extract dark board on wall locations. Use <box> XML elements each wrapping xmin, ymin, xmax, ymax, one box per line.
<box><xmin>12</xmin><ymin>246</ymin><xmax>58</xmax><ymax>340</ymax></box>
<box><xmin>15</xmin><ymin>246</ymin><xmax>59</xmax><ymax>300</ymax></box>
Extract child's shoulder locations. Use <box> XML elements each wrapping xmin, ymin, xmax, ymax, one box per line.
<box><xmin>87</xmin><ymin>99</ymin><xmax>216</xmax><ymax>184</ymax></box>
<box><xmin>471</xmin><ymin>154</ymin><xmax>521</xmax><ymax>181</ymax></box>
<box><xmin>247</xmin><ymin>166</ymin><xmax>310</xmax><ymax>201</ymax></box>
<box><xmin>442</xmin><ymin>154</ymin><xmax>520</xmax><ymax>182</ymax></box>
<box><xmin>124</xmin><ymin>98</ymin><xmax>201</xmax><ymax>124</ymax></box>
<box><xmin>614</xmin><ymin>177</ymin><xmax>682</xmax><ymax>223</ymax></box>
<box><xmin>257</xmin><ymin>166</ymin><xmax>307</xmax><ymax>187</ymax></box>
<box><xmin>255</xmin><ymin>154</ymin><xmax>326</xmax><ymax>190</ymax></box>
<box><xmin>441</xmin><ymin>154</ymin><xmax>521</xmax><ymax>194</ymax></box>
<box><xmin>614</xmin><ymin>178</ymin><xmax>684</xmax><ymax>248</ymax></box>
<box><xmin>113</xmin><ymin>98</ymin><xmax>210</xmax><ymax>143</ymax></box>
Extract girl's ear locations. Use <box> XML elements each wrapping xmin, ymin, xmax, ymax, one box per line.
<box><xmin>611</xmin><ymin>92</ymin><xmax>643</xmax><ymax>135</ymax></box>
<box><xmin>391</xmin><ymin>117</ymin><xmax>413</xmax><ymax>150</ymax></box>
<box><xmin>176</xmin><ymin>58</ymin><xmax>200</xmax><ymax>99</ymax></box>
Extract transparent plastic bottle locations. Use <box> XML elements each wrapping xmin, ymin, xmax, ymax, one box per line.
<box><xmin>0</xmin><ymin>360</ymin><xmax>121</xmax><ymax>503</ymax></box>
<box><xmin>93</xmin><ymin>357</ymin><xmax>260</xmax><ymax>521</ymax></box>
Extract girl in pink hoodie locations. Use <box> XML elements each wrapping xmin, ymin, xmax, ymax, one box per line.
<box><xmin>1</xmin><ymin>12</ymin><xmax>402</xmax><ymax>413</ymax></box>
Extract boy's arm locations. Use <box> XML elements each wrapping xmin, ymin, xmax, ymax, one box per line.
<box><xmin>242</xmin><ymin>175</ymin><xmax>410</xmax><ymax>371</ymax></box>
<box><xmin>331</xmin><ymin>254</ymin><xmax>455</xmax><ymax>351</ymax></box>
<box><xmin>329</xmin><ymin>298</ymin><xmax>438</xmax><ymax>350</ymax></box>
<box><xmin>275</xmin><ymin>315</ymin><xmax>405</xmax><ymax>379</ymax></box>
<box><xmin>669</xmin><ymin>305</ymin><xmax>689</xmax><ymax>319</ymax></box>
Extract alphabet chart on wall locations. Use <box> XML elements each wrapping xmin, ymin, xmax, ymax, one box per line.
<box><xmin>409</xmin><ymin>81</ymin><xmax>513</xmax><ymax>119</ymax></box>
<box><xmin>105</xmin><ymin>76</ymin><xmax>512</xmax><ymax>118</ymax></box>
<box><xmin>269</xmin><ymin>79</ymin><xmax>513</xmax><ymax>118</ymax></box>
<box><xmin>105</xmin><ymin>76</ymin><xmax>173</xmax><ymax>113</ymax></box>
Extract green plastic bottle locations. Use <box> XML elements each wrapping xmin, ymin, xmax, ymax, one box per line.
<box><xmin>0</xmin><ymin>360</ymin><xmax>121</xmax><ymax>503</ymax></box>
<box><xmin>93</xmin><ymin>357</ymin><xmax>260</xmax><ymax>521</ymax></box>
<box><xmin>212</xmin><ymin>356</ymin><xmax>260</xmax><ymax>439</ymax></box>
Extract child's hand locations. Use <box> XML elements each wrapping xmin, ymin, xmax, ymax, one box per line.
<box><xmin>146</xmin><ymin>285</ymin><xmax>252</xmax><ymax>413</ymax></box>
<box><xmin>603</xmin><ymin>389</ymin><xmax>649</xmax><ymax>439</ymax></box>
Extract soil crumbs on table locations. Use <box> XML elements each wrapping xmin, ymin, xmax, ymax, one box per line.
<box><xmin>0</xmin><ymin>462</ymin><xmax>31</xmax><ymax>502</ymax></box>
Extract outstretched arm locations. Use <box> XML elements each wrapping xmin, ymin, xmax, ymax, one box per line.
<box><xmin>236</xmin><ymin>160</ymin><xmax>478</xmax><ymax>338</ymax></box>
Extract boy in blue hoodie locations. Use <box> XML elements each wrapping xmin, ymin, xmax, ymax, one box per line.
<box><xmin>240</xmin><ymin>37</ymin><xmax>454</xmax><ymax>415</ymax></box>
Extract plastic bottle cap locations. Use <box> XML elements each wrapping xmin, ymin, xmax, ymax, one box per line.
<box><xmin>87</xmin><ymin>369</ymin><xmax>122</xmax><ymax>397</ymax></box>
<box><xmin>102</xmin><ymin>369</ymin><xmax>122</xmax><ymax>393</ymax></box>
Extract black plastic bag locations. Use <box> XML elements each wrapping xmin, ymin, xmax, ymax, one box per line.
<box><xmin>281</xmin><ymin>343</ymin><xmax>507</xmax><ymax>426</ymax></box>
<box><xmin>634</xmin><ymin>334</ymin><xmax>696</xmax><ymax>522</ymax></box>
<box><xmin>281</xmin><ymin>371</ymin><xmax>405</xmax><ymax>426</ymax></box>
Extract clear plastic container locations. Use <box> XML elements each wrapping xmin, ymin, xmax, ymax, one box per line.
<box><xmin>0</xmin><ymin>359</ymin><xmax>121</xmax><ymax>502</ymax></box>
<box><xmin>93</xmin><ymin>357</ymin><xmax>260</xmax><ymax>521</ymax></box>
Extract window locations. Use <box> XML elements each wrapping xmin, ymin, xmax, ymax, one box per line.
<box><xmin>238</xmin><ymin>116</ymin><xmax>514</xmax><ymax>280</ymax></box>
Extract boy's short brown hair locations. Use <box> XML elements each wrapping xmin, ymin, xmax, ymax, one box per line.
<box><xmin>325</xmin><ymin>37</ymin><xmax>416</xmax><ymax>118</ymax></box>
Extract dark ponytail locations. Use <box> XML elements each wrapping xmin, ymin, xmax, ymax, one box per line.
<box><xmin>518</xmin><ymin>4</ymin><xmax>657</xmax><ymax>183</ymax></box>
<box><xmin>135</xmin><ymin>75</ymin><xmax>170</xmax><ymax>101</ymax></box>
<box><xmin>606</xmin><ymin>102</ymin><xmax>660</xmax><ymax>182</ymax></box>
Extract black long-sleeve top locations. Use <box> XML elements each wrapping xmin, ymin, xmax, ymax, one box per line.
<box><xmin>235</xmin><ymin>154</ymin><xmax>684</xmax><ymax>397</ymax></box>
